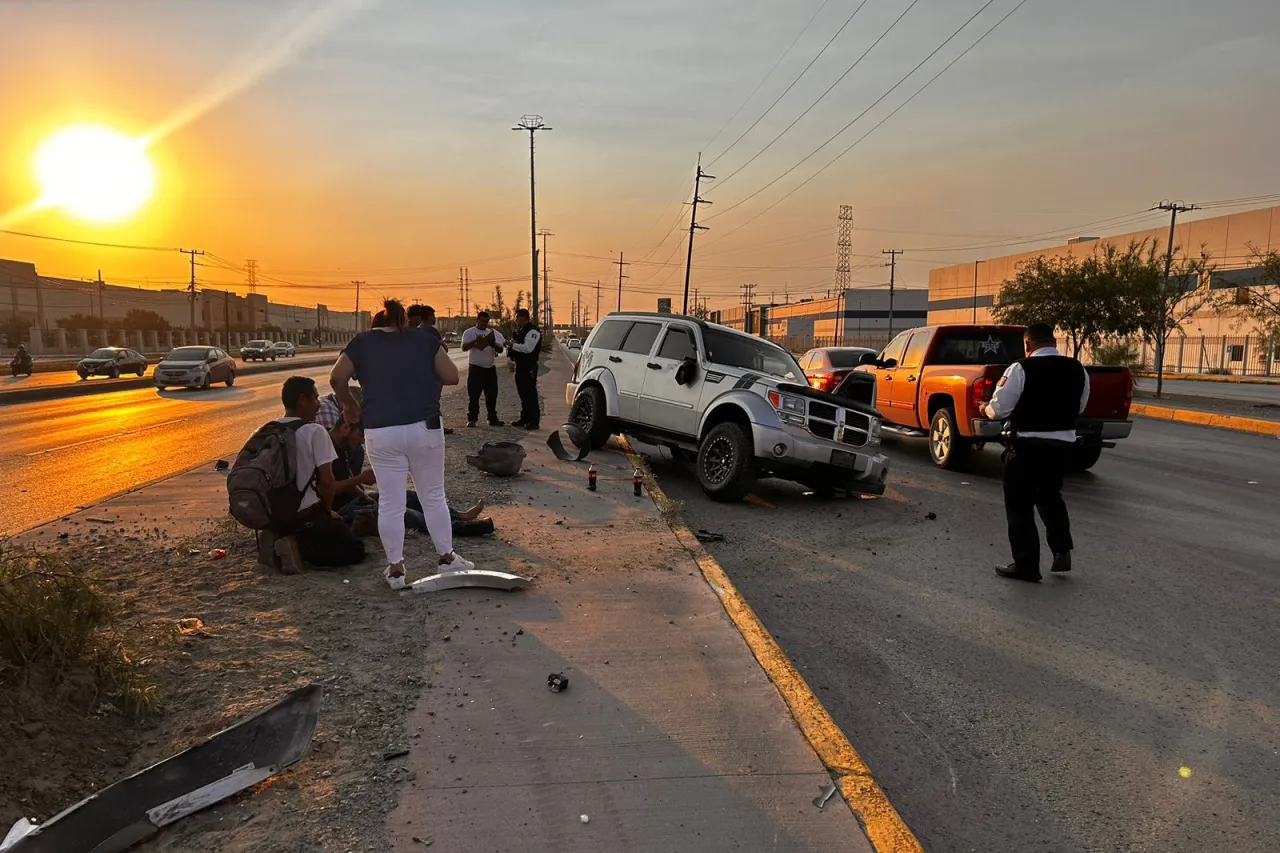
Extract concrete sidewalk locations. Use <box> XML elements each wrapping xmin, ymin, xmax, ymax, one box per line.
<box><xmin>388</xmin><ymin>353</ymin><xmax>873</xmax><ymax>851</ymax></box>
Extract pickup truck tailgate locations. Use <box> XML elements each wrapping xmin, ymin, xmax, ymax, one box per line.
<box><xmin>1083</xmin><ymin>366</ymin><xmax>1132</xmax><ymax>419</ymax></box>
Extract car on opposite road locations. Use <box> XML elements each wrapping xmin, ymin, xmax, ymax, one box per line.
<box><xmin>154</xmin><ymin>346</ymin><xmax>237</xmax><ymax>390</ymax></box>
<box><xmin>77</xmin><ymin>347</ymin><xmax>148</xmax><ymax>380</ymax></box>
<box><xmin>566</xmin><ymin>313</ymin><xmax>889</xmax><ymax>502</ymax></box>
<box><xmin>799</xmin><ymin>346</ymin><xmax>879</xmax><ymax>394</ymax></box>
<box><xmin>856</xmin><ymin>324</ymin><xmax>1134</xmax><ymax>470</ymax></box>
<box><xmin>271</xmin><ymin>340</ymin><xmax>297</xmax><ymax>358</ymax></box>
<box><xmin>241</xmin><ymin>340</ymin><xmax>277</xmax><ymax>361</ymax></box>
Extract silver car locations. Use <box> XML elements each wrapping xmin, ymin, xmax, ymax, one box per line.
<box><xmin>271</xmin><ymin>340</ymin><xmax>297</xmax><ymax>358</ymax></box>
<box><xmin>155</xmin><ymin>347</ymin><xmax>237</xmax><ymax>390</ymax></box>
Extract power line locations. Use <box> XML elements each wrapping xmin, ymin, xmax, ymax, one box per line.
<box><xmin>0</xmin><ymin>228</ymin><xmax>177</xmax><ymax>252</ymax></box>
<box><xmin>713</xmin><ymin>0</ymin><xmax>919</xmax><ymax>191</ymax></box>
<box><xmin>702</xmin><ymin>0</ymin><xmax>833</xmax><ymax>154</ymax></box>
<box><xmin>707</xmin><ymin>0</ymin><xmax>1002</xmax><ymax>228</ymax></box>
<box><xmin>708</xmin><ymin>0</ymin><xmax>870</xmax><ymax>169</ymax></box>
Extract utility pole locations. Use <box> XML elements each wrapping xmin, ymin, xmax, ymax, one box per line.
<box><xmin>1152</xmin><ymin>200</ymin><xmax>1199</xmax><ymax>398</ymax></box>
<box><xmin>458</xmin><ymin>268</ymin><xmax>465</xmax><ymax>317</ymax></box>
<box><xmin>538</xmin><ymin>228</ymin><xmax>553</xmax><ymax>329</ymax></box>
<box><xmin>972</xmin><ymin>260</ymin><xmax>981</xmax><ymax>323</ymax></box>
<box><xmin>180</xmin><ymin>248</ymin><xmax>204</xmax><ymax>331</ymax></box>
<box><xmin>614</xmin><ymin>252</ymin><xmax>628</xmax><ymax>312</ymax></box>
<box><xmin>223</xmin><ymin>289</ymin><xmax>231</xmax><ymax>342</ymax></box>
<box><xmin>465</xmin><ymin>268</ymin><xmax>471</xmax><ymax>314</ymax></box>
<box><xmin>682</xmin><ymin>154</ymin><xmax>715</xmax><ymax>315</ymax></box>
<box><xmin>883</xmin><ymin>250</ymin><xmax>902</xmax><ymax>338</ymax></box>
<box><xmin>96</xmin><ymin>270</ymin><xmax>105</xmax><ymax>322</ymax></box>
<box><xmin>513</xmin><ymin>115</ymin><xmax>551</xmax><ymax>329</ymax></box>
<box><xmin>693</xmin><ymin>287</ymin><xmax>699</xmax><ymax>317</ymax></box>
<box><xmin>352</xmin><ymin>281</ymin><xmax>364</xmax><ymax>332</ymax></box>
<box><xmin>740</xmin><ymin>282</ymin><xmax>756</xmax><ymax>333</ymax></box>
<box><xmin>245</xmin><ymin>259</ymin><xmax>258</xmax><ymax>293</ymax></box>
<box><xmin>576</xmin><ymin>289</ymin><xmax>582</xmax><ymax>329</ymax></box>
<box><xmin>595</xmin><ymin>279</ymin><xmax>601</xmax><ymax>326</ymax></box>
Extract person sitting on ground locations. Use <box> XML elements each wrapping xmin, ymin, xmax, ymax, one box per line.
<box><xmin>324</xmin><ymin>413</ymin><xmax>492</xmax><ymax>537</ymax></box>
<box><xmin>268</xmin><ymin>376</ymin><xmax>368</xmax><ymax>573</ymax></box>
<box><xmin>317</xmin><ymin>385</ymin><xmax>365</xmax><ymax>475</ymax></box>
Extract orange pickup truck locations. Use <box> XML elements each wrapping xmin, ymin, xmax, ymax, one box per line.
<box><xmin>856</xmin><ymin>324</ymin><xmax>1134</xmax><ymax>470</ymax></box>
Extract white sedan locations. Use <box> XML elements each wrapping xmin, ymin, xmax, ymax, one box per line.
<box><xmin>272</xmin><ymin>341</ymin><xmax>297</xmax><ymax>358</ymax></box>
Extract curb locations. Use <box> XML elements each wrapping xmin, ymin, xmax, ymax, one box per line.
<box><xmin>1134</xmin><ymin>371</ymin><xmax>1280</xmax><ymax>386</ymax></box>
<box><xmin>1131</xmin><ymin>403</ymin><xmax>1280</xmax><ymax>437</ymax></box>
<box><xmin>620</xmin><ymin>436</ymin><xmax>924</xmax><ymax>853</ymax></box>
<box><xmin>0</xmin><ymin>355</ymin><xmax>337</xmax><ymax>405</ymax></box>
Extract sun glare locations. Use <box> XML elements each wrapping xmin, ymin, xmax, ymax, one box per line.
<box><xmin>33</xmin><ymin>125</ymin><xmax>156</xmax><ymax>224</ymax></box>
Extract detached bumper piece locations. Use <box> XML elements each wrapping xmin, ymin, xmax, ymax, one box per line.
<box><xmin>412</xmin><ymin>569</ymin><xmax>535</xmax><ymax>594</ymax></box>
<box><xmin>3</xmin><ymin>685</ymin><xmax>322</xmax><ymax>853</ymax></box>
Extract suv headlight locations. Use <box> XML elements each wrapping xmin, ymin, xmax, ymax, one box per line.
<box><xmin>868</xmin><ymin>418</ymin><xmax>882</xmax><ymax>446</ymax></box>
<box><xmin>766</xmin><ymin>390</ymin><xmax>806</xmax><ymax>425</ymax></box>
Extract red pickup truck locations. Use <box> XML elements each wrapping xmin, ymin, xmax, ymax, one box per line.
<box><xmin>855</xmin><ymin>325</ymin><xmax>1134</xmax><ymax>470</ymax></box>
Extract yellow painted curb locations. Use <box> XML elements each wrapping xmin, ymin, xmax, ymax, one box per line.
<box><xmin>1133</xmin><ymin>371</ymin><xmax>1280</xmax><ymax>386</ymax></box>
<box><xmin>621</xmin><ymin>438</ymin><xmax>925</xmax><ymax>853</ymax></box>
<box><xmin>1131</xmin><ymin>403</ymin><xmax>1280</xmax><ymax>436</ymax></box>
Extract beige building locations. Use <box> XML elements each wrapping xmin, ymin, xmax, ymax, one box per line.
<box><xmin>927</xmin><ymin>204</ymin><xmax>1280</xmax><ymax>338</ymax></box>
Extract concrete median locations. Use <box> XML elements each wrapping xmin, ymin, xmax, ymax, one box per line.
<box><xmin>0</xmin><ymin>353</ymin><xmax>338</xmax><ymax>405</ymax></box>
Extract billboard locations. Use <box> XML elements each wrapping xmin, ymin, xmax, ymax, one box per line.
<box><xmin>657</xmin><ymin>298</ymin><xmax>672</xmax><ymax>313</ymax></box>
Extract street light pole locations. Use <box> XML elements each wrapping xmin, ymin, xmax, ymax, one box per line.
<box><xmin>513</xmin><ymin>115</ymin><xmax>551</xmax><ymax>330</ymax></box>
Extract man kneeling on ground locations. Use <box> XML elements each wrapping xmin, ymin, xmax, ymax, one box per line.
<box><xmin>270</xmin><ymin>376</ymin><xmax>368</xmax><ymax>572</ymax></box>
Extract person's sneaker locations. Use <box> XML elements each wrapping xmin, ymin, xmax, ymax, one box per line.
<box><xmin>274</xmin><ymin>536</ymin><xmax>306</xmax><ymax>575</ymax></box>
<box><xmin>438</xmin><ymin>553</ymin><xmax>475</xmax><ymax>573</ymax></box>
<box><xmin>466</xmin><ymin>421</ymin><xmax>477</xmax><ymax>429</ymax></box>
<box><xmin>444</xmin><ymin>427</ymin><xmax>455</xmax><ymax>435</ymax></box>
<box><xmin>995</xmin><ymin>563</ymin><xmax>1041</xmax><ymax>582</ymax></box>
<box><xmin>1051</xmin><ymin>552</ymin><xmax>1072</xmax><ymax>573</ymax></box>
<box><xmin>383</xmin><ymin>563</ymin><xmax>407</xmax><ymax>590</ymax></box>
<box><xmin>511</xmin><ymin>420</ymin><xmax>527</xmax><ymax>428</ymax></box>
<box><xmin>489</xmin><ymin>419</ymin><xmax>505</xmax><ymax>427</ymax></box>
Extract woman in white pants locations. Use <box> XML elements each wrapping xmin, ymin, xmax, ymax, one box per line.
<box><xmin>329</xmin><ymin>299</ymin><xmax>473</xmax><ymax>588</ymax></box>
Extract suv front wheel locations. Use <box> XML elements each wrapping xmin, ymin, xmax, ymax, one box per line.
<box><xmin>697</xmin><ymin>422</ymin><xmax>756</xmax><ymax>502</ymax></box>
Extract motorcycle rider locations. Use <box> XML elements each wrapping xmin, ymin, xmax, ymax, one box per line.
<box><xmin>11</xmin><ymin>343</ymin><xmax>33</xmax><ymax>376</ymax></box>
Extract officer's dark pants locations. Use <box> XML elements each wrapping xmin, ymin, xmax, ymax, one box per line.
<box><xmin>515</xmin><ymin>364</ymin><xmax>539</xmax><ymax>427</ymax></box>
<box><xmin>1003</xmin><ymin>439</ymin><xmax>1074</xmax><ymax>572</ymax></box>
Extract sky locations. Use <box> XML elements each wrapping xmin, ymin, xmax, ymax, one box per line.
<box><xmin>1</xmin><ymin>0</ymin><xmax>1279</xmax><ymax>317</ymax></box>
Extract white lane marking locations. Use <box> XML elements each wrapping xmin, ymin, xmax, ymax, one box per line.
<box><xmin>27</xmin><ymin>418</ymin><xmax>189</xmax><ymax>456</ymax></box>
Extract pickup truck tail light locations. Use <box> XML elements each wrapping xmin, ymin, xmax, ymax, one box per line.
<box><xmin>971</xmin><ymin>365</ymin><xmax>1003</xmax><ymax>411</ymax></box>
<box><xmin>1122</xmin><ymin>373</ymin><xmax>1134</xmax><ymax>417</ymax></box>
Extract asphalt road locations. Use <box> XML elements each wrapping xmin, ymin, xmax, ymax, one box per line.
<box><xmin>640</xmin><ymin>420</ymin><xmax>1279</xmax><ymax>853</ymax></box>
<box><xmin>1</xmin><ymin>352</ymin><xmax>335</xmax><ymax>393</ymax></box>
<box><xmin>1</xmin><ymin>349</ymin><xmax>478</xmax><ymax>537</ymax></box>
<box><xmin>1158</xmin><ymin>377</ymin><xmax>1280</xmax><ymax>405</ymax></box>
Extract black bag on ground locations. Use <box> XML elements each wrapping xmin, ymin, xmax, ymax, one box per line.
<box><xmin>227</xmin><ymin>420</ymin><xmax>315</xmax><ymax>532</ymax></box>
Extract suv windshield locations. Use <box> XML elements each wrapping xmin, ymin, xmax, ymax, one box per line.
<box><xmin>703</xmin><ymin>329</ymin><xmax>801</xmax><ymax>381</ymax></box>
<box><xmin>932</xmin><ymin>331</ymin><xmax>1026</xmax><ymax>365</ymax></box>
<box><xmin>165</xmin><ymin>347</ymin><xmax>211</xmax><ymax>362</ymax></box>
<box><xmin>247</xmin><ymin>340</ymin><xmax>270</xmax><ymax>347</ymax></box>
<box><xmin>86</xmin><ymin>348</ymin><xmax>117</xmax><ymax>359</ymax></box>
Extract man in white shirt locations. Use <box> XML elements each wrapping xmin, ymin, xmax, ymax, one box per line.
<box><xmin>461</xmin><ymin>311</ymin><xmax>506</xmax><ymax>428</ymax></box>
<box><xmin>269</xmin><ymin>376</ymin><xmax>366</xmax><ymax>573</ymax></box>
<box><xmin>983</xmin><ymin>323</ymin><xmax>1090</xmax><ymax>582</ymax></box>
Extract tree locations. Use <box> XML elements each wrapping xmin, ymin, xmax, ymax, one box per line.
<box><xmin>992</xmin><ymin>252</ymin><xmax>1117</xmax><ymax>357</ymax></box>
<box><xmin>56</xmin><ymin>313</ymin><xmax>108</xmax><ymax>331</ymax></box>
<box><xmin>120</xmin><ymin>309</ymin><xmax>172</xmax><ymax>331</ymax></box>
<box><xmin>2</xmin><ymin>317</ymin><xmax>31</xmax><ymax>347</ymax></box>
<box><xmin>1209</xmin><ymin>245</ymin><xmax>1280</xmax><ymax>342</ymax></box>
<box><xmin>1104</xmin><ymin>238</ymin><xmax>1213</xmax><ymax>398</ymax></box>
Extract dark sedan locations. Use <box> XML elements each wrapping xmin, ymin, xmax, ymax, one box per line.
<box><xmin>798</xmin><ymin>346</ymin><xmax>878</xmax><ymax>394</ymax></box>
<box><xmin>77</xmin><ymin>347</ymin><xmax>148</xmax><ymax>380</ymax></box>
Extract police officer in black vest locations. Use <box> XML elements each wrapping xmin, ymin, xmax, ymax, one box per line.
<box><xmin>983</xmin><ymin>322</ymin><xmax>1090</xmax><ymax>582</ymax></box>
<box><xmin>508</xmin><ymin>307</ymin><xmax>543</xmax><ymax>429</ymax></box>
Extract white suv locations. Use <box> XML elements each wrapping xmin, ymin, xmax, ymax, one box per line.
<box><xmin>565</xmin><ymin>313</ymin><xmax>890</xmax><ymax>502</ymax></box>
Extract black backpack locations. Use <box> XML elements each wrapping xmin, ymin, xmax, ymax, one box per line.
<box><xmin>227</xmin><ymin>420</ymin><xmax>316</xmax><ymax>532</ymax></box>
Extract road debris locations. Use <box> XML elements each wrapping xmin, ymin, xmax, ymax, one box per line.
<box><xmin>547</xmin><ymin>425</ymin><xmax>591</xmax><ymax>462</ymax></box>
<box><xmin>580</xmin><ymin>814</ymin><xmax>589</xmax><ymax>825</ymax></box>
<box><xmin>209</xmin><ymin>549</ymin><xmax>227</xmax><ymax>560</ymax></box>
<box><xmin>214</xmin><ymin>459</ymin><xmax>229</xmax><ymax>471</ymax></box>
<box><xmin>547</xmin><ymin>673</ymin><xmax>569</xmax><ymax>693</ymax></box>
<box><xmin>383</xmin><ymin>748</ymin><xmax>410</xmax><ymax>761</ymax></box>
<box><xmin>467</xmin><ymin>441</ymin><xmax>527</xmax><ymax>476</ymax></box>
<box><xmin>411</xmin><ymin>570</ymin><xmax>534</xmax><ymax>594</ymax></box>
<box><xmin>812</xmin><ymin>781</ymin><xmax>838</xmax><ymax>810</ymax></box>
<box><xmin>694</xmin><ymin>529</ymin><xmax>726</xmax><ymax>544</ymax></box>
<box><xmin>925</xmin><ymin>512</ymin><xmax>937</xmax><ymax>520</ymax></box>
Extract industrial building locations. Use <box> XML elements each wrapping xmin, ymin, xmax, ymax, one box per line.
<box><xmin>710</xmin><ymin>287</ymin><xmax>928</xmax><ymax>350</ymax></box>
<box><xmin>926</xmin><ymin>205</ymin><xmax>1280</xmax><ymax>336</ymax></box>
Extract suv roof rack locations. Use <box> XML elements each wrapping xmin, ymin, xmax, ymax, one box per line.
<box><xmin>601</xmin><ymin>311</ymin><xmax>709</xmax><ymax>329</ymax></box>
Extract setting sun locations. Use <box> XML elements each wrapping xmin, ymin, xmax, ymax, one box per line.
<box><xmin>32</xmin><ymin>125</ymin><xmax>156</xmax><ymax>224</ymax></box>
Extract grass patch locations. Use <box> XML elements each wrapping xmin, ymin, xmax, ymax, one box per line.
<box><xmin>0</xmin><ymin>541</ymin><xmax>159</xmax><ymax>718</ymax></box>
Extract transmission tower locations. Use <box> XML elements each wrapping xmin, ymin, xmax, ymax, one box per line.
<box><xmin>245</xmin><ymin>259</ymin><xmax>258</xmax><ymax>293</ymax></box>
<box><xmin>835</xmin><ymin>206</ymin><xmax>852</xmax><ymax>293</ymax></box>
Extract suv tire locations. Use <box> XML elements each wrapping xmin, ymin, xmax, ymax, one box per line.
<box><xmin>569</xmin><ymin>385</ymin><xmax>613</xmax><ymax>450</ymax></box>
<box><xmin>929</xmin><ymin>407</ymin><xmax>971</xmax><ymax>470</ymax></box>
<box><xmin>697</xmin><ymin>421</ymin><xmax>756</xmax><ymax>502</ymax></box>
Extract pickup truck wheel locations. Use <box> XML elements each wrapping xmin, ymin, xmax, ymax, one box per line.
<box><xmin>698</xmin><ymin>422</ymin><xmax>756</xmax><ymax>502</ymax></box>
<box><xmin>569</xmin><ymin>385</ymin><xmax>612</xmax><ymax>450</ymax></box>
<box><xmin>1070</xmin><ymin>444</ymin><xmax>1102</xmax><ymax>472</ymax></box>
<box><xmin>929</xmin><ymin>407</ymin><xmax>971</xmax><ymax>470</ymax></box>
